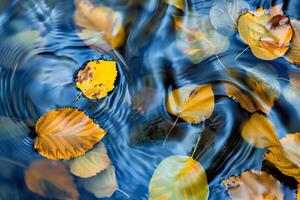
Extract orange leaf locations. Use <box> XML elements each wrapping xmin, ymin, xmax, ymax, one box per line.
<box><xmin>34</xmin><ymin>108</ymin><xmax>106</xmax><ymax>160</ymax></box>
<box><xmin>222</xmin><ymin>170</ymin><xmax>284</xmax><ymax>200</ymax></box>
<box><xmin>25</xmin><ymin>160</ymin><xmax>79</xmax><ymax>200</ymax></box>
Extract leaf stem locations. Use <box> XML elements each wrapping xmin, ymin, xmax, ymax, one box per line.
<box><xmin>162</xmin><ymin>116</ymin><xmax>179</xmax><ymax>147</ymax></box>
<box><xmin>234</xmin><ymin>46</ymin><xmax>250</xmax><ymax>62</ymax></box>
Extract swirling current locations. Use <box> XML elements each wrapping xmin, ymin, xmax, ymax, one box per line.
<box><xmin>1</xmin><ymin>0</ymin><xmax>300</xmax><ymax>199</ymax></box>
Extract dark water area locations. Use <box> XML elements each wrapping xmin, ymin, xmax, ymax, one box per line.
<box><xmin>1</xmin><ymin>0</ymin><xmax>300</xmax><ymax>199</ymax></box>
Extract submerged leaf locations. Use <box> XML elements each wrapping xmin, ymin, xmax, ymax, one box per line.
<box><xmin>69</xmin><ymin>143</ymin><xmax>111</xmax><ymax>178</ymax></box>
<box><xmin>82</xmin><ymin>165</ymin><xmax>118</xmax><ymax>198</ymax></box>
<box><xmin>34</xmin><ymin>108</ymin><xmax>106</xmax><ymax>160</ymax></box>
<box><xmin>25</xmin><ymin>160</ymin><xmax>79</xmax><ymax>199</ymax></box>
<box><xmin>149</xmin><ymin>155</ymin><xmax>209</xmax><ymax>200</ymax></box>
<box><xmin>75</xmin><ymin>59</ymin><xmax>118</xmax><ymax>100</ymax></box>
<box><xmin>222</xmin><ymin>170</ymin><xmax>284</xmax><ymax>200</ymax></box>
<box><xmin>166</xmin><ymin>84</ymin><xmax>215</xmax><ymax>124</ymax></box>
<box><xmin>165</xmin><ymin>0</ymin><xmax>185</xmax><ymax>10</ymax></box>
<box><xmin>210</xmin><ymin>0</ymin><xmax>250</xmax><ymax>35</ymax></box>
<box><xmin>74</xmin><ymin>0</ymin><xmax>125</xmax><ymax>51</ymax></box>
<box><xmin>241</xmin><ymin>113</ymin><xmax>279</xmax><ymax>148</ymax></box>
<box><xmin>174</xmin><ymin>14</ymin><xmax>230</xmax><ymax>63</ymax></box>
<box><xmin>246</xmin><ymin>64</ymin><xmax>281</xmax><ymax>114</ymax></box>
<box><xmin>237</xmin><ymin>4</ymin><xmax>293</xmax><ymax>60</ymax></box>
<box><xmin>285</xmin><ymin>20</ymin><xmax>300</xmax><ymax>67</ymax></box>
<box><xmin>283</xmin><ymin>71</ymin><xmax>300</xmax><ymax>105</ymax></box>
<box><xmin>264</xmin><ymin>133</ymin><xmax>300</xmax><ymax>182</ymax></box>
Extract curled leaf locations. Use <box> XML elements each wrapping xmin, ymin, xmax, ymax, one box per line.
<box><xmin>69</xmin><ymin>143</ymin><xmax>111</xmax><ymax>178</ymax></box>
<box><xmin>82</xmin><ymin>165</ymin><xmax>118</xmax><ymax>198</ymax></box>
<box><xmin>285</xmin><ymin>20</ymin><xmax>300</xmax><ymax>67</ymax></box>
<box><xmin>209</xmin><ymin>0</ymin><xmax>250</xmax><ymax>35</ymax></box>
<box><xmin>222</xmin><ymin>170</ymin><xmax>284</xmax><ymax>200</ymax></box>
<box><xmin>25</xmin><ymin>160</ymin><xmax>79</xmax><ymax>199</ymax></box>
<box><xmin>264</xmin><ymin>133</ymin><xmax>300</xmax><ymax>182</ymax></box>
<box><xmin>241</xmin><ymin>113</ymin><xmax>279</xmax><ymax>148</ymax></box>
<box><xmin>75</xmin><ymin>59</ymin><xmax>118</xmax><ymax>100</ymax></box>
<box><xmin>174</xmin><ymin>14</ymin><xmax>230</xmax><ymax>63</ymax></box>
<box><xmin>34</xmin><ymin>108</ymin><xmax>106</xmax><ymax>160</ymax></box>
<box><xmin>237</xmin><ymin>4</ymin><xmax>293</xmax><ymax>60</ymax></box>
<box><xmin>166</xmin><ymin>84</ymin><xmax>215</xmax><ymax>124</ymax></box>
<box><xmin>74</xmin><ymin>0</ymin><xmax>125</xmax><ymax>51</ymax></box>
<box><xmin>149</xmin><ymin>155</ymin><xmax>209</xmax><ymax>200</ymax></box>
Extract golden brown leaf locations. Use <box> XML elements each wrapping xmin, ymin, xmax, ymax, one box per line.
<box><xmin>34</xmin><ymin>108</ymin><xmax>106</xmax><ymax>160</ymax></box>
<box><xmin>75</xmin><ymin>59</ymin><xmax>118</xmax><ymax>100</ymax></box>
<box><xmin>237</xmin><ymin>4</ymin><xmax>293</xmax><ymax>60</ymax></box>
<box><xmin>69</xmin><ymin>143</ymin><xmax>111</xmax><ymax>178</ymax></box>
<box><xmin>25</xmin><ymin>160</ymin><xmax>79</xmax><ymax>200</ymax></box>
<box><xmin>241</xmin><ymin>113</ymin><xmax>279</xmax><ymax>148</ymax></box>
<box><xmin>264</xmin><ymin>133</ymin><xmax>300</xmax><ymax>182</ymax></box>
<box><xmin>297</xmin><ymin>184</ymin><xmax>300</xmax><ymax>200</ymax></box>
<box><xmin>285</xmin><ymin>20</ymin><xmax>300</xmax><ymax>67</ymax></box>
<box><xmin>149</xmin><ymin>155</ymin><xmax>209</xmax><ymax>200</ymax></box>
<box><xmin>166</xmin><ymin>84</ymin><xmax>215</xmax><ymax>124</ymax></box>
<box><xmin>74</xmin><ymin>0</ymin><xmax>125</xmax><ymax>51</ymax></box>
<box><xmin>222</xmin><ymin>170</ymin><xmax>284</xmax><ymax>200</ymax></box>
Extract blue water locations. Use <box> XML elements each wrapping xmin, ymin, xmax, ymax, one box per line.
<box><xmin>0</xmin><ymin>0</ymin><xmax>300</xmax><ymax>199</ymax></box>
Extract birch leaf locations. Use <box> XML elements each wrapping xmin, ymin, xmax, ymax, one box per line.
<box><xmin>149</xmin><ymin>155</ymin><xmax>209</xmax><ymax>200</ymax></box>
<box><xmin>166</xmin><ymin>84</ymin><xmax>215</xmax><ymax>124</ymax></box>
<box><xmin>285</xmin><ymin>20</ymin><xmax>300</xmax><ymax>67</ymax></box>
<box><xmin>264</xmin><ymin>133</ymin><xmax>300</xmax><ymax>182</ymax></box>
<box><xmin>34</xmin><ymin>108</ymin><xmax>106</xmax><ymax>160</ymax></box>
<box><xmin>82</xmin><ymin>165</ymin><xmax>118</xmax><ymax>198</ymax></box>
<box><xmin>241</xmin><ymin>113</ymin><xmax>279</xmax><ymax>148</ymax></box>
<box><xmin>222</xmin><ymin>170</ymin><xmax>284</xmax><ymax>200</ymax></box>
<box><xmin>237</xmin><ymin>4</ymin><xmax>293</xmax><ymax>60</ymax></box>
<box><xmin>174</xmin><ymin>14</ymin><xmax>230</xmax><ymax>63</ymax></box>
<box><xmin>25</xmin><ymin>160</ymin><xmax>79</xmax><ymax>200</ymax></box>
<box><xmin>210</xmin><ymin>0</ymin><xmax>250</xmax><ymax>35</ymax></box>
<box><xmin>69</xmin><ymin>143</ymin><xmax>111</xmax><ymax>178</ymax></box>
<box><xmin>74</xmin><ymin>0</ymin><xmax>125</xmax><ymax>51</ymax></box>
<box><xmin>75</xmin><ymin>59</ymin><xmax>118</xmax><ymax>100</ymax></box>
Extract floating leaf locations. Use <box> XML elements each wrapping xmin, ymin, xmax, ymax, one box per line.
<box><xmin>241</xmin><ymin>113</ymin><xmax>279</xmax><ymax>148</ymax></box>
<box><xmin>25</xmin><ymin>160</ymin><xmax>79</xmax><ymax>199</ymax></box>
<box><xmin>222</xmin><ymin>170</ymin><xmax>284</xmax><ymax>200</ymax></box>
<box><xmin>174</xmin><ymin>14</ymin><xmax>230</xmax><ymax>63</ymax></box>
<box><xmin>209</xmin><ymin>0</ymin><xmax>250</xmax><ymax>35</ymax></box>
<box><xmin>165</xmin><ymin>0</ymin><xmax>185</xmax><ymax>10</ymax></box>
<box><xmin>82</xmin><ymin>165</ymin><xmax>118</xmax><ymax>198</ymax></box>
<box><xmin>285</xmin><ymin>20</ymin><xmax>300</xmax><ymax>67</ymax></box>
<box><xmin>69</xmin><ymin>143</ymin><xmax>111</xmax><ymax>178</ymax></box>
<box><xmin>34</xmin><ymin>108</ymin><xmax>106</xmax><ymax>160</ymax></box>
<box><xmin>75</xmin><ymin>59</ymin><xmax>118</xmax><ymax>100</ymax></box>
<box><xmin>264</xmin><ymin>133</ymin><xmax>300</xmax><ymax>182</ymax></box>
<box><xmin>237</xmin><ymin>4</ymin><xmax>293</xmax><ymax>60</ymax></box>
<box><xmin>166</xmin><ymin>84</ymin><xmax>215</xmax><ymax>124</ymax></box>
<box><xmin>298</xmin><ymin>184</ymin><xmax>300</xmax><ymax>200</ymax></box>
<box><xmin>149</xmin><ymin>155</ymin><xmax>209</xmax><ymax>200</ymax></box>
<box><xmin>74</xmin><ymin>0</ymin><xmax>125</xmax><ymax>51</ymax></box>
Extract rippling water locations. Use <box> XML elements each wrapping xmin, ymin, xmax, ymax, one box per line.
<box><xmin>1</xmin><ymin>0</ymin><xmax>300</xmax><ymax>199</ymax></box>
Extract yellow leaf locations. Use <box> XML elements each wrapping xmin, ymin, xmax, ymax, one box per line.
<box><xmin>237</xmin><ymin>5</ymin><xmax>293</xmax><ymax>60</ymax></box>
<box><xmin>285</xmin><ymin>20</ymin><xmax>300</xmax><ymax>67</ymax></box>
<box><xmin>149</xmin><ymin>155</ymin><xmax>209</xmax><ymax>200</ymax></box>
<box><xmin>69</xmin><ymin>143</ymin><xmax>111</xmax><ymax>178</ymax></box>
<box><xmin>25</xmin><ymin>160</ymin><xmax>79</xmax><ymax>200</ymax></box>
<box><xmin>34</xmin><ymin>108</ymin><xmax>106</xmax><ymax>160</ymax></box>
<box><xmin>241</xmin><ymin>113</ymin><xmax>279</xmax><ymax>148</ymax></box>
<box><xmin>82</xmin><ymin>165</ymin><xmax>118</xmax><ymax>198</ymax></box>
<box><xmin>75</xmin><ymin>59</ymin><xmax>118</xmax><ymax>100</ymax></box>
<box><xmin>222</xmin><ymin>170</ymin><xmax>284</xmax><ymax>200</ymax></box>
<box><xmin>174</xmin><ymin>14</ymin><xmax>230</xmax><ymax>63</ymax></box>
<box><xmin>166</xmin><ymin>84</ymin><xmax>215</xmax><ymax>124</ymax></box>
<box><xmin>297</xmin><ymin>184</ymin><xmax>300</xmax><ymax>200</ymax></box>
<box><xmin>165</xmin><ymin>0</ymin><xmax>185</xmax><ymax>10</ymax></box>
<box><xmin>264</xmin><ymin>133</ymin><xmax>300</xmax><ymax>182</ymax></box>
<box><xmin>74</xmin><ymin>0</ymin><xmax>125</xmax><ymax>51</ymax></box>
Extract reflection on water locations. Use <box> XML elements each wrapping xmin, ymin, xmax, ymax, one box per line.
<box><xmin>1</xmin><ymin>0</ymin><xmax>300</xmax><ymax>199</ymax></box>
